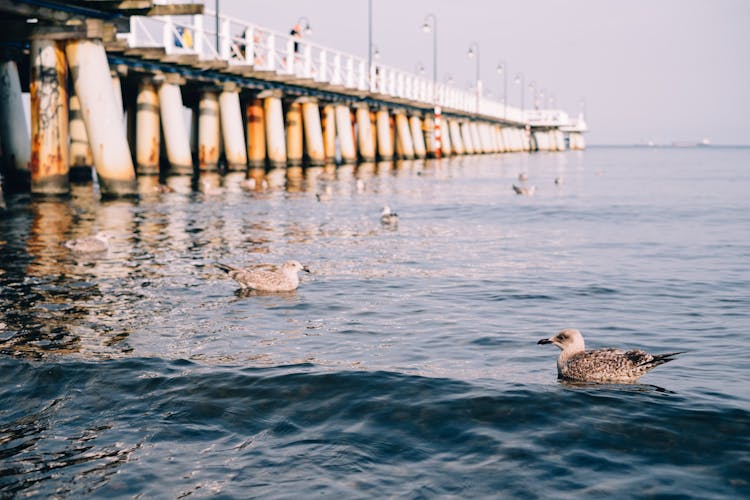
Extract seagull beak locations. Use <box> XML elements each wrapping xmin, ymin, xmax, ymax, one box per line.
<box><xmin>537</xmin><ymin>338</ymin><xmax>553</xmax><ymax>345</ymax></box>
<box><xmin>302</xmin><ymin>266</ymin><xmax>311</xmax><ymax>273</ymax></box>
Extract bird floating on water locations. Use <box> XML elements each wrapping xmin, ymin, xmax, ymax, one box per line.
<box><xmin>512</xmin><ymin>184</ymin><xmax>536</xmax><ymax>196</ymax></box>
<box><xmin>64</xmin><ymin>231</ymin><xmax>110</xmax><ymax>253</ymax></box>
<box><xmin>554</xmin><ymin>176</ymin><xmax>564</xmax><ymax>185</ymax></box>
<box><xmin>538</xmin><ymin>328</ymin><xmax>683</xmax><ymax>383</ymax></box>
<box><xmin>214</xmin><ymin>260</ymin><xmax>310</xmax><ymax>292</ymax></box>
<box><xmin>380</xmin><ymin>205</ymin><xmax>399</xmax><ymax>225</ymax></box>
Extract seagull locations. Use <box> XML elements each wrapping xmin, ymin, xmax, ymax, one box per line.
<box><xmin>512</xmin><ymin>184</ymin><xmax>536</xmax><ymax>196</ymax></box>
<box><xmin>380</xmin><ymin>205</ymin><xmax>399</xmax><ymax>226</ymax></box>
<box><xmin>64</xmin><ymin>231</ymin><xmax>110</xmax><ymax>253</ymax></box>
<box><xmin>214</xmin><ymin>260</ymin><xmax>310</xmax><ymax>292</ymax></box>
<box><xmin>554</xmin><ymin>176</ymin><xmax>564</xmax><ymax>185</ymax></box>
<box><xmin>538</xmin><ymin>328</ymin><xmax>683</xmax><ymax>383</ymax></box>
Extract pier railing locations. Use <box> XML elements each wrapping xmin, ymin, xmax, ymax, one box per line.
<box><xmin>125</xmin><ymin>10</ymin><xmax>529</xmax><ymax>124</ymax></box>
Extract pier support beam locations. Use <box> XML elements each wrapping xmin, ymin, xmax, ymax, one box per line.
<box><xmin>335</xmin><ymin>104</ymin><xmax>356</xmax><ymax>164</ymax></box>
<box><xmin>157</xmin><ymin>80</ymin><xmax>193</xmax><ymax>174</ymax></box>
<box><xmin>69</xmin><ymin>91</ymin><xmax>93</xmax><ymax>173</ymax></box>
<box><xmin>423</xmin><ymin>115</ymin><xmax>436</xmax><ymax>158</ymax></box>
<box><xmin>375</xmin><ymin>108</ymin><xmax>393</xmax><ymax>160</ymax></box>
<box><xmin>470</xmin><ymin>122</ymin><xmax>483</xmax><ymax>154</ymax></box>
<box><xmin>395</xmin><ymin>111</ymin><xmax>414</xmax><ymax>159</ymax></box>
<box><xmin>409</xmin><ymin>115</ymin><xmax>427</xmax><ymax>159</ymax></box>
<box><xmin>30</xmin><ymin>39</ymin><xmax>68</xmax><ymax>195</ymax></box>
<box><xmin>460</xmin><ymin>122</ymin><xmax>474</xmax><ymax>155</ymax></box>
<box><xmin>285</xmin><ymin>100</ymin><xmax>303</xmax><ymax>166</ymax></box>
<box><xmin>449</xmin><ymin>120</ymin><xmax>464</xmax><ymax>155</ymax></box>
<box><xmin>440</xmin><ymin>117</ymin><xmax>452</xmax><ymax>156</ymax></box>
<box><xmin>220</xmin><ymin>88</ymin><xmax>247</xmax><ymax>170</ymax></box>
<box><xmin>245</xmin><ymin>97</ymin><xmax>266</xmax><ymax>167</ymax></box>
<box><xmin>301</xmin><ymin>99</ymin><xmax>325</xmax><ymax>166</ymax></box>
<box><xmin>264</xmin><ymin>93</ymin><xmax>287</xmax><ymax>167</ymax></box>
<box><xmin>355</xmin><ymin>104</ymin><xmax>375</xmax><ymax>162</ymax></box>
<box><xmin>197</xmin><ymin>91</ymin><xmax>220</xmax><ymax>171</ymax></box>
<box><xmin>321</xmin><ymin>104</ymin><xmax>336</xmax><ymax>162</ymax></box>
<box><xmin>66</xmin><ymin>39</ymin><xmax>136</xmax><ymax>195</ymax></box>
<box><xmin>135</xmin><ymin>80</ymin><xmax>160</xmax><ymax>173</ymax></box>
<box><xmin>0</xmin><ymin>60</ymin><xmax>31</xmax><ymax>189</ymax></box>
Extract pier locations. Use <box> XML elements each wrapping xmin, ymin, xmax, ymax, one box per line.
<box><xmin>0</xmin><ymin>0</ymin><xmax>588</xmax><ymax>198</ymax></box>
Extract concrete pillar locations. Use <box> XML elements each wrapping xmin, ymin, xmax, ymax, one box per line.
<box><xmin>69</xmin><ymin>92</ymin><xmax>93</xmax><ymax>170</ymax></box>
<box><xmin>67</xmin><ymin>39</ymin><xmax>137</xmax><ymax>195</ymax></box>
<box><xmin>556</xmin><ymin>130</ymin><xmax>566</xmax><ymax>151</ymax></box>
<box><xmin>495</xmin><ymin>126</ymin><xmax>506</xmax><ymax>153</ymax></box>
<box><xmin>321</xmin><ymin>104</ymin><xmax>336</xmax><ymax>162</ymax></box>
<box><xmin>220</xmin><ymin>89</ymin><xmax>247</xmax><ymax>170</ymax></box>
<box><xmin>135</xmin><ymin>80</ymin><xmax>160</xmax><ymax>173</ymax></box>
<box><xmin>376</xmin><ymin>108</ymin><xmax>393</xmax><ymax>160</ymax></box>
<box><xmin>335</xmin><ymin>103</ymin><xmax>356</xmax><ymax>164</ymax></box>
<box><xmin>301</xmin><ymin>99</ymin><xmax>325</xmax><ymax>165</ymax></box>
<box><xmin>264</xmin><ymin>94</ymin><xmax>287</xmax><ymax>167</ymax></box>
<box><xmin>157</xmin><ymin>82</ymin><xmax>193</xmax><ymax>174</ymax></box>
<box><xmin>285</xmin><ymin>100</ymin><xmax>303</xmax><ymax>166</ymax></box>
<box><xmin>355</xmin><ymin>104</ymin><xmax>375</xmax><ymax>162</ymax></box>
<box><xmin>440</xmin><ymin>116</ymin><xmax>452</xmax><ymax>156</ymax></box>
<box><xmin>111</xmin><ymin>71</ymin><xmax>124</xmax><ymax>122</ymax></box>
<box><xmin>395</xmin><ymin>112</ymin><xmax>414</xmax><ymax>159</ymax></box>
<box><xmin>198</xmin><ymin>91</ymin><xmax>220</xmax><ymax>171</ymax></box>
<box><xmin>246</xmin><ymin>97</ymin><xmax>266</xmax><ymax>167</ymax></box>
<box><xmin>0</xmin><ymin>60</ymin><xmax>31</xmax><ymax>188</ymax></box>
<box><xmin>449</xmin><ymin>120</ymin><xmax>464</xmax><ymax>155</ymax></box>
<box><xmin>409</xmin><ymin>115</ymin><xmax>427</xmax><ymax>159</ymax></box>
<box><xmin>30</xmin><ymin>39</ymin><xmax>69</xmax><ymax>195</ymax></box>
<box><xmin>423</xmin><ymin>115</ymin><xmax>436</xmax><ymax>158</ymax></box>
<box><xmin>460</xmin><ymin>122</ymin><xmax>474</xmax><ymax>154</ymax></box>
<box><xmin>470</xmin><ymin>122</ymin><xmax>483</xmax><ymax>154</ymax></box>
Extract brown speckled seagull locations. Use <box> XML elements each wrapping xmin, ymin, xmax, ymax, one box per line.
<box><xmin>214</xmin><ymin>260</ymin><xmax>310</xmax><ymax>292</ymax></box>
<box><xmin>538</xmin><ymin>328</ymin><xmax>683</xmax><ymax>383</ymax></box>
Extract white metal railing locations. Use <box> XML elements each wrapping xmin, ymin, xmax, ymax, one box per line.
<box><xmin>123</xmin><ymin>7</ymin><xmax>576</xmax><ymax>128</ymax></box>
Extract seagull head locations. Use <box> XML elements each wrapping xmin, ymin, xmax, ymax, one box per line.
<box><xmin>538</xmin><ymin>328</ymin><xmax>585</xmax><ymax>352</ymax></box>
<box><xmin>284</xmin><ymin>260</ymin><xmax>310</xmax><ymax>273</ymax></box>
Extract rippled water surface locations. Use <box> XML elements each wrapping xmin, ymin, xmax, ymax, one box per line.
<box><xmin>1</xmin><ymin>147</ymin><xmax>749</xmax><ymax>497</ymax></box>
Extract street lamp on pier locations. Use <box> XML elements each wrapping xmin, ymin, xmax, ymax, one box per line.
<box><xmin>421</xmin><ymin>13</ymin><xmax>437</xmax><ymax>102</ymax></box>
<box><xmin>514</xmin><ymin>72</ymin><xmax>525</xmax><ymax>113</ymax></box>
<box><xmin>467</xmin><ymin>42</ymin><xmax>480</xmax><ymax>115</ymax></box>
<box><xmin>496</xmin><ymin>61</ymin><xmax>507</xmax><ymax>119</ymax></box>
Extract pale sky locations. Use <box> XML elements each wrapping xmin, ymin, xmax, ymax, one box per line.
<box><xmin>218</xmin><ymin>0</ymin><xmax>749</xmax><ymax>146</ymax></box>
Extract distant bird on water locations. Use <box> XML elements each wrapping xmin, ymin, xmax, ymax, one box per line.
<box><xmin>518</xmin><ymin>172</ymin><xmax>529</xmax><ymax>182</ymax></box>
<box><xmin>214</xmin><ymin>260</ymin><xmax>310</xmax><ymax>292</ymax></box>
<box><xmin>538</xmin><ymin>328</ymin><xmax>683</xmax><ymax>383</ymax></box>
<box><xmin>380</xmin><ymin>205</ymin><xmax>399</xmax><ymax>226</ymax></box>
<box><xmin>512</xmin><ymin>184</ymin><xmax>536</xmax><ymax>196</ymax></box>
<box><xmin>64</xmin><ymin>231</ymin><xmax>110</xmax><ymax>253</ymax></box>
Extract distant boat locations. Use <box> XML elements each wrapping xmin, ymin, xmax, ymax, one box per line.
<box><xmin>698</xmin><ymin>137</ymin><xmax>711</xmax><ymax>147</ymax></box>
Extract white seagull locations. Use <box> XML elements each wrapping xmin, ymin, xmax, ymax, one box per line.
<box><xmin>214</xmin><ymin>260</ymin><xmax>310</xmax><ymax>292</ymax></box>
<box><xmin>538</xmin><ymin>328</ymin><xmax>683</xmax><ymax>383</ymax></box>
<box><xmin>380</xmin><ymin>206</ymin><xmax>399</xmax><ymax>226</ymax></box>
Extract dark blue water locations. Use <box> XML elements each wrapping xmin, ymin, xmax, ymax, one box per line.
<box><xmin>1</xmin><ymin>147</ymin><xmax>749</xmax><ymax>497</ymax></box>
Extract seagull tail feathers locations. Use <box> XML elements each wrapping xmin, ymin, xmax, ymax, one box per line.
<box><xmin>642</xmin><ymin>351</ymin><xmax>685</xmax><ymax>369</ymax></box>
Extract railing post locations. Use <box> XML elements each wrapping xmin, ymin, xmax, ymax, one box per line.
<box><xmin>332</xmin><ymin>53</ymin><xmax>341</xmax><ymax>85</ymax></box>
<box><xmin>267</xmin><ymin>34</ymin><xmax>275</xmax><ymax>71</ymax></box>
<box><xmin>220</xmin><ymin>18</ymin><xmax>230</xmax><ymax>59</ymax></box>
<box><xmin>304</xmin><ymin>44</ymin><xmax>312</xmax><ymax>78</ymax></box>
<box><xmin>357</xmin><ymin>60</ymin><xmax>365</xmax><ymax>90</ymax></box>
<box><xmin>286</xmin><ymin>38</ymin><xmax>295</xmax><ymax>75</ymax></box>
<box><xmin>244</xmin><ymin>26</ymin><xmax>254</xmax><ymax>65</ymax></box>
<box><xmin>345</xmin><ymin>56</ymin><xmax>354</xmax><ymax>88</ymax></box>
<box><xmin>194</xmin><ymin>15</ymin><xmax>203</xmax><ymax>58</ymax></box>
<box><xmin>319</xmin><ymin>50</ymin><xmax>327</xmax><ymax>81</ymax></box>
<box><xmin>163</xmin><ymin>16</ymin><xmax>174</xmax><ymax>54</ymax></box>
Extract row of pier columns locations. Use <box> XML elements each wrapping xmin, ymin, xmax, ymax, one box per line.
<box><xmin>0</xmin><ymin>40</ymin><xmax>579</xmax><ymax>198</ymax></box>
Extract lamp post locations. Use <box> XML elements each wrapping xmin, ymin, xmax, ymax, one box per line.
<box><xmin>421</xmin><ymin>13</ymin><xmax>437</xmax><ymax>101</ymax></box>
<box><xmin>514</xmin><ymin>72</ymin><xmax>524</xmax><ymax>113</ymax></box>
<box><xmin>368</xmin><ymin>0</ymin><xmax>373</xmax><ymax>88</ymax></box>
<box><xmin>467</xmin><ymin>42</ymin><xmax>480</xmax><ymax>115</ymax></box>
<box><xmin>496</xmin><ymin>61</ymin><xmax>507</xmax><ymax>119</ymax></box>
<box><xmin>296</xmin><ymin>16</ymin><xmax>312</xmax><ymax>35</ymax></box>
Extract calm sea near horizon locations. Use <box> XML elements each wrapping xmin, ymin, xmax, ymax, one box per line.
<box><xmin>1</xmin><ymin>146</ymin><xmax>749</xmax><ymax>498</ymax></box>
